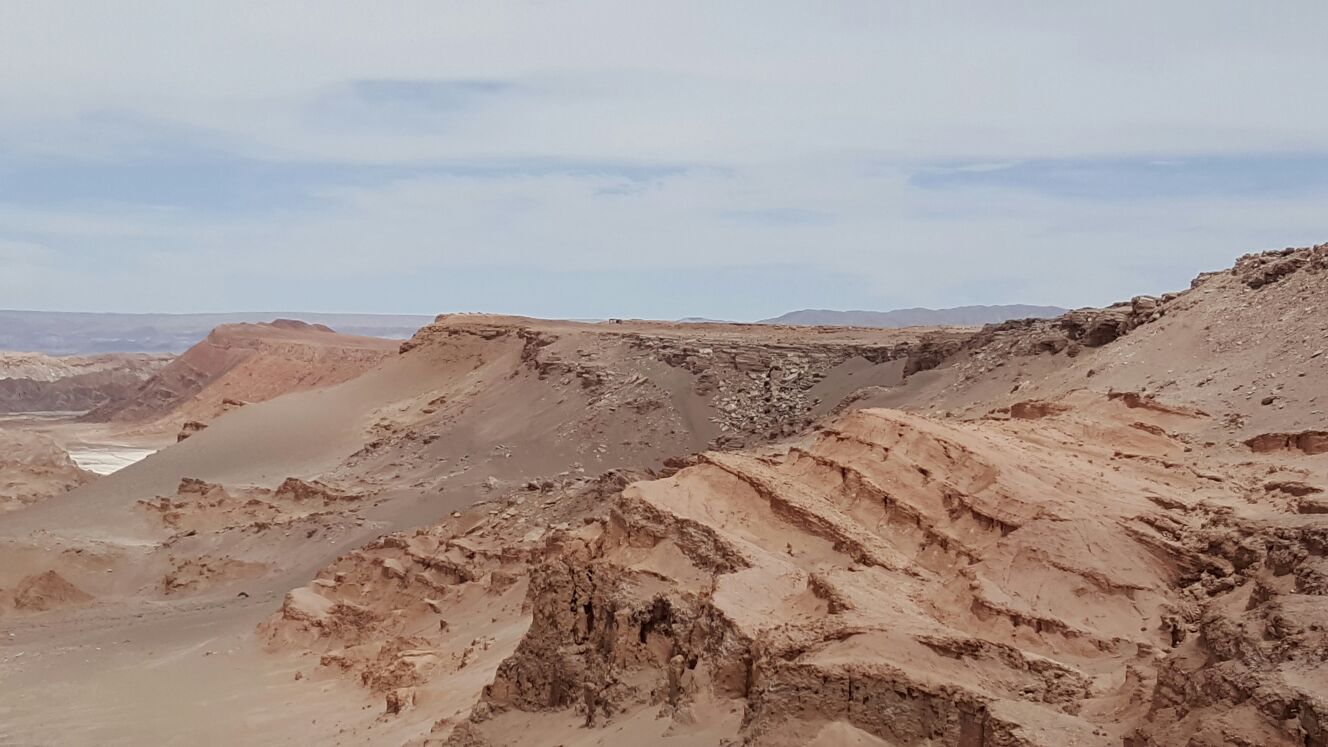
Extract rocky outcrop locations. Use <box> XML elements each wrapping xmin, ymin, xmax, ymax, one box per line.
<box><xmin>161</xmin><ymin>556</ymin><xmax>267</xmax><ymax>596</ymax></box>
<box><xmin>1245</xmin><ymin>430</ymin><xmax>1328</xmax><ymax>456</ymax></box>
<box><xmin>1130</xmin><ymin>517</ymin><xmax>1328</xmax><ymax>746</ymax></box>
<box><xmin>7</xmin><ymin>570</ymin><xmax>93</xmax><ymax>612</ymax></box>
<box><xmin>0</xmin><ymin>430</ymin><xmax>94</xmax><ymax>512</ymax></box>
<box><xmin>914</xmin><ymin>244</ymin><xmax>1326</xmax><ymax>385</ymax></box>
<box><xmin>176</xmin><ymin>420</ymin><xmax>208</xmax><ymax>441</ymax></box>
<box><xmin>1232</xmin><ymin>243</ymin><xmax>1328</xmax><ymax>289</ymax></box>
<box><xmin>960</xmin><ymin>293</ymin><xmax>1179</xmax><ymax>361</ymax></box>
<box><xmin>1007</xmin><ymin>400</ymin><xmax>1071</xmax><ymax>419</ymax></box>
<box><xmin>429</xmin><ymin>397</ymin><xmax>1276</xmax><ymax>746</ymax></box>
<box><xmin>261</xmin><ymin>473</ymin><xmax>643</xmax><ymax>727</ymax></box>
<box><xmin>85</xmin><ymin>320</ymin><xmax>397</xmax><ymax>424</ymax></box>
<box><xmin>503</xmin><ymin>320</ymin><xmax>969</xmax><ymax>449</ymax></box>
<box><xmin>136</xmin><ymin>476</ymin><xmax>364</xmax><ymax>534</ymax></box>
<box><xmin>273</xmin><ymin>477</ymin><xmax>358</xmax><ymax>503</ymax></box>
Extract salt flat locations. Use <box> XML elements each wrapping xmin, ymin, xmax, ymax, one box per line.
<box><xmin>67</xmin><ymin>446</ymin><xmax>157</xmax><ymax>475</ymax></box>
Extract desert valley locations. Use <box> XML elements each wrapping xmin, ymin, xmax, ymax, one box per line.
<box><xmin>1</xmin><ymin>244</ymin><xmax>1325</xmax><ymax>746</ymax></box>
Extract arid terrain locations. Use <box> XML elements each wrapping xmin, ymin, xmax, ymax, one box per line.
<box><xmin>0</xmin><ymin>320</ymin><xmax>408</xmax><ymax>513</ymax></box>
<box><xmin>1</xmin><ymin>245</ymin><xmax>1327</xmax><ymax>747</ymax></box>
<box><xmin>0</xmin><ymin>351</ymin><xmax>171</xmax><ymax>414</ymax></box>
<box><xmin>83</xmin><ymin>319</ymin><xmax>402</xmax><ymax>432</ymax></box>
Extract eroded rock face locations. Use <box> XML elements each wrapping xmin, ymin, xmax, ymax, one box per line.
<box><xmin>9</xmin><ymin>570</ymin><xmax>92</xmax><ymax>612</ymax></box>
<box><xmin>373</xmin><ymin>316</ymin><xmax>976</xmax><ymax>482</ymax></box>
<box><xmin>1245</xmin><ymin>431</ymin><xmax>1328</xmax><ymax>456</ymax></box>
<box><xmin>294</xmin><ymin>387</ymin><xmax>1319</xmax><ymax>747</ymax></box>
<box><xmin>622</xmin><ymin>333</ymin><xmax>965</xmax><ymax>447</ymax></box>
<box><xmin>0</xmin><ymin>430</ymin><xmax>94</xmax><ymax>512</ymax></box>
<box><xmin>176</xmin><ymin>420</ymin><xmax>208</xmax><ymax>441</ymax></box>
<box><xmin>502</xmin><ymin>321</ymin><xmax>969</xmax><ymax>449</ymax></box>
<box><xmin>962</xmin><ymin>298</ymin><xmax>1171</xmax><ymax>361</ymax></box>
<box><xmin>260</xmin><ymin>473</ymin><xmax>643</xmax><ymax>728</ymax></box>
<box><xmin>1130</xmin><ymin>518</ymin><xmax>1328</xmax><ymax>747</ymax></box>
<box><xmin>1232</xmin><ymin>244</ymin><xmax>1328</xmax><ymax>289</ymax></box>
<box><xmin>348</xmin><ymin>393</ymin><xmax>1313</xmax><ymax>746</ymax></box>
<box><xmin>136</xmin><ymin>476</ymin><xmax>364</xmax><ymax>534</ymax></box>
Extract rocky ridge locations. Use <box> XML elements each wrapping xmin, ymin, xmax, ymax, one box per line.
<box><xmin>266</xmin><ymin>388</ymin><xmax>1328</xmax><ymax>746</ymax></box>
<box><xmin>86</xmin><ymin>319</ymin><xmax>399</xmax><ymax>426</ymax></box>
<box><xmin>256</xmin><ymin>244</ymin><xmax>1328</xmax><ymax>746</ymax></box>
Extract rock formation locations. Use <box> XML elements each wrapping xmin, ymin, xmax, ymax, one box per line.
<box><xmin>5</xmin><ymin>244</ymin><xmax>1328</xmax><ymax>747</ymax></box>
<box><xmin>0</xmin><ymin>352</ymin><xmax>170</xmax><ymax>413</ymax></box>
<box><xmin>84</xmin><ymin>319</ymin><xmax>399</xmax><ymax>425</ymax></box>
<box><xmin>0</xmin><ymin>430</ymin><xmax>94</xmax><ymax>512</ymax></box>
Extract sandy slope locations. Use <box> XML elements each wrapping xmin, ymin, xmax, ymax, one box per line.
<box><xmin>857</xmin><ymin>244</ymin><xmax>1328</xmax><ymax>443</ymax></box>
<box><xmin>0</xmin><ymin>319</ymin><xmax>397</xmax><ymax>514</ymax></box>
<box><xmin>3</xmin><ymin>244</ymin><xmax>1327</xmax><ymax>746</ymax></box>
<box><xmin>0</xmin><ymin>317</ymin><xmax>399</xmax><ymax>517</ymax></box>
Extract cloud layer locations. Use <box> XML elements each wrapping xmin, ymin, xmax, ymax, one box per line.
<box><xmin>2</xmin><ymin>1</ymin><xmax>1326</xmax><ymax>318</ymax></box>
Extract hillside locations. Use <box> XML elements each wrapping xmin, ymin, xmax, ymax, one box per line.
<box><xmin>84</xmin><ymin>319</ymin><xmax>401</xmax><ymax>428</ymax></box>
<box><xmin>762</xmin><ymin>304</ymin><xmax>1066</xmax><ymax>328</ymax></box>
<box><xmin>1</xmin><ymin>244</ymin><xmax>1326</xmax><ymax>746</ymax></box>
<box><xmin>9</xmin><ymin>317</ymin><xmax>967</xmax><ymax>537</ymax></box>
<box><xmin>854</xmin><ymin>244</ymin><xmax>1328</xmax><ymax>443</ymax></box>
<box><xmin>0</xmin><ymin>352</ymin><xmax>171</xmax><ymax>413</ymax></box>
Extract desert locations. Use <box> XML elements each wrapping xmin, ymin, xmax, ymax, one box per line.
<box><xmin>0</xmin><ymin>245</ymin><xmax>1325</xmax><ymax>746</ymax></box>
<box><xmin>4</xmin><ymin>6</ymin><xmax>1327</xmax><ymax>746</ymax></box>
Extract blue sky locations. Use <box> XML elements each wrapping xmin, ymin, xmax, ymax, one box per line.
<box><xmin>1</xmin><ymin>2</ymin><xmax>1326</xmax><ymax>319</ymax></box>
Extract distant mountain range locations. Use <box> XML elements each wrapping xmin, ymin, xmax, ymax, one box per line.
<box><xmin>760</xmin><ymin>305</ymin><xmax>1067</xmax><ymax>328</ymax></box>
<box><xmin>0</xmin><ymin>310</ymin><xmax>435</xmax><ymax>355</ymax></box>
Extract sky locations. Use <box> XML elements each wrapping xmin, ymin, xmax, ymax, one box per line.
<box><xmin>2</xmin><ymin>1</ymin><xmax>1327</xmax><ymax>320</ymax></box>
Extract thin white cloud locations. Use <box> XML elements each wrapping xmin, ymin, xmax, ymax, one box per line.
<box><xmin>2</xmin><ymin>162</ymin><xmax>1321</xmax><ymax>316</ymax></box>
<box><xmin>4</xmin><ymin>2</ymin><xmax>1328</xmax><ymax>162</ymax></box>
<box><xmin>0</xmin><ymin>1</ymin><xmax>1325</xmax><ymax>315</ymax></box>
